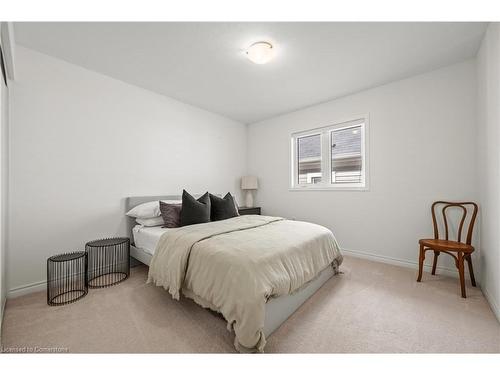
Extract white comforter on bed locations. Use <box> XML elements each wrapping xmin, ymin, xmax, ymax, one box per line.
<box><xmin>147</xmin><ymin>215</ymin><xmax>343</xmax><ymax>352</ymax></box>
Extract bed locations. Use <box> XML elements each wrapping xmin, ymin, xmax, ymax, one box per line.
<box><xmin>126</xmin><ymin>195</ymin><xmax>343</xmax><ymax>352</ymax></box>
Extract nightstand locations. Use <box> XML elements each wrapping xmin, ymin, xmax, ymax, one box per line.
<box><xmin>238</xmin><ymin>206</ymin><xmax>261</xmax><ymax>215</ymax></box>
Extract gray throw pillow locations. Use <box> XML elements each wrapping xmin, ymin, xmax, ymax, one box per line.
<box><xmin>159</xmin><ymin>201</ymin><xmax>181</xmax><ymax>228</ymax></box>
<box><xmin>180</xmin><ymin>190</ymin><xmax>211</xmax><ymax>226</ymax></box>
<box><xmin>210</xmin><ymin>193</ymin><xmax>239</xmax><ymax>221</ymax></box>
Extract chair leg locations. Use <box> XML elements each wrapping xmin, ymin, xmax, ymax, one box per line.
<box><xmin>417</xmin><ymin>244</ymin><xmax>425</xmax><ymax>282</ymax></box>
<box><xmin>431</xmin><ymin>250</ymin><xmax>439</xmax><ymax>275</ymax></box>
<box><xmin>457</xmin><ymin>252</ymin><xmax>466</xmax><ymax>298</ymax></box>
<box><xmin>466</xmin><ymin>255</ymin><xmax>476</xmax><ymax>287</ymax></box>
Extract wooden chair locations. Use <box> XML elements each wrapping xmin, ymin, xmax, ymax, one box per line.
<box><xmin>417</xmin><ymin>201</ymin><xmax>478</xmax><ymax>298</ymax></box>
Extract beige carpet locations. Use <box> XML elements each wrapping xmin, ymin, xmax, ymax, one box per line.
<box><xmin>1</xmin><ymin>256</ymin><xmax>499</xmax><ymax>353</ymax></box>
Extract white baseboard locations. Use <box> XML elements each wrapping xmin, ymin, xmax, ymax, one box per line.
<box><xmin>341</xmin><ymin>248</ymin><xmax>472</xmax><ymax>281</ymax></box>
<box><xmin>482</xmin><ymin>286</ymin><xmax>500</xmax><ymax>324</ymax></box>
<box><xmin>7</xmin><ymin>280</ymin><xmax>46</xmax><ymax>298</ymax></box>
<box><xmin>7</xmin><ymin>260</ymin><xmax>132</xmax><ymax>299</ymax></box>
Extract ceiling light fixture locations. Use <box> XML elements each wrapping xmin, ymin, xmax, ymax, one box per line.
<box><xmin>246</xmin><ymin>41</ymin><xmax>274</xmax><ymax>64</ymax></box>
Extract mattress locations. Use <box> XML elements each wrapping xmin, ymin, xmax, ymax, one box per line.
<box><xmin>132</xmin><ymin>225</ymin><xmax>172</xmax><ymax>255</ymax></box>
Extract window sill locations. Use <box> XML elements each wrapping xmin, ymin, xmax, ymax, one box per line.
<box><xmin>289</xmin><ymin>186</ymin><xmax>369</xmax><ymax>192</ymax></box>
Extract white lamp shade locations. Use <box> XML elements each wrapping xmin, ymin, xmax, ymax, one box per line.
<box><xmin>241</xmin><ymin>175</ymin><xmax>258</xmax><ymax>190</ymax></box>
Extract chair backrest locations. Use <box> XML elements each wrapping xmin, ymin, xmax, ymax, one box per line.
<box><xmin>431</xmin><ymin>201</ymin><xmax>478</xmax><ymax>245</ymax></box>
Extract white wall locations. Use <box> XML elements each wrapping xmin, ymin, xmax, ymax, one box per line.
<box><xmin>477</xmin><ymin>23</ymin><xmax>500</xmax><ymax>321</ymax></box>
<box><xmin>0</xmin><ymin>61</ymin><xmax>8</xmax><ymax>331</ymax></box>
<box><xmin>248</xmin><ymin>60</ymin><xmax>478</xmax><ymax>275</ymax></box>
<box><xmin>0</xmin><ymin>23</ymin><xmax>13</xmax><ymax>334</ymax></box>
<box><xmin>8</xmin><ymin>46</ymin><xmax>247</xmax><ymax>294</ymax></box>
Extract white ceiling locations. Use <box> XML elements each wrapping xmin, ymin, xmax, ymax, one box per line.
<box><xmin>14</xmin><ymin>22</ymin><xmax>487</xmax><ymax>124</ymax></box>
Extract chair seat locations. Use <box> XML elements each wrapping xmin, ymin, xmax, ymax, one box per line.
<box><xmin>419</xmin><ymin>239</ymin><xmax>474</xmax><ymax>252</ymax></box>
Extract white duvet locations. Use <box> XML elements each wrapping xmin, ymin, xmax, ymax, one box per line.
<box><xmin>147</xmin><ymin>215</ymin><xmax>343</xmax><ymax>352</ymax></box>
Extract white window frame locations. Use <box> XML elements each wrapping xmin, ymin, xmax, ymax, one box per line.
<box><xmin>290</xmin><ymin>115</ymin><xmax>369</xmax><ymax>191</ymax></box>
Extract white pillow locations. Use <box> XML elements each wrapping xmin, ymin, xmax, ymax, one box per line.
<box><xmin>135</xmin><ymin>217</ymin><xmax>165</xmax><ymax>227</ymax></box>
<box><xmin>231</xmin><ymin>193</ymin><xmax>240</xmax><ymax>215</ymax></box>
<box><xmin>126</xmin><ymin>200</ymin><xmax>181</xmax><ymax>219</ymax></box>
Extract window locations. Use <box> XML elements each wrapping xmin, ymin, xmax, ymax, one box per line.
<box><xmin>331</xmin><ymin>124</ymin><xmax>363</xmax><ymax>184</ymax></box>
<box><xmin>291</xmin><ymin>118</ymin><xmax>368</xmax><ymax>190</ymax></box>
<box><xmin>297</xmin><ymin>134</ymin><xmax>322</xmax><ymax>185</ymax></box>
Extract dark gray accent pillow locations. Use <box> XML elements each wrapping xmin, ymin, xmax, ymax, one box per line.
<box><xmin>159</xmin><ymin>201</ymin><xmax>181</xmax><ymax>228</ymax></box>
<box><xmin>180</xmin><ymin>190</ymin><xmax>211</xmax><ymax>226</ymax></box>
<box><xmin>210</xmin><ymin>193</ymin><xmax>239</xmax><ymax>221</ymax></box>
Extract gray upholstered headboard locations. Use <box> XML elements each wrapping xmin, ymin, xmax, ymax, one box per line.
<box><xmin>125</xmin><ymin>195</ymin><xmax>184</xmax><ymax>213</ymax></box>
<box><xmin>125</xmin><ymin>193</ymin><xmax>220</xmax><ymax>244</ymax></box>
<box><xmin>125</xmin><ymin>195</ymin><xmax>183</xmax><ymax>245</ymax></box>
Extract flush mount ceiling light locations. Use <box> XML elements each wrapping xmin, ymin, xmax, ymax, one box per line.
<box><xmin>245</xmin><ymin>41</ymin><xmax>274</xmax><ymax>64</ymax></box>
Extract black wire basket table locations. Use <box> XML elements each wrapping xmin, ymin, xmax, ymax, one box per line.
<box><xmin>86</xmin><ymin>237</ymin><xmax>130</xmax><ymax>288</ymax></box>
<box><xmin>47</xmin><ymin>251</ymin><xmax>88</xmax><ymax>306</ymax></box>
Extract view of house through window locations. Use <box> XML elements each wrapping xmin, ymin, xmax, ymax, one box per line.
<box><xmin>292</xmin><ymin>118</ymin><xmax>367</xmax><ymax>189</ymax></box>
<box><xmin>331</xmin><ymin>125</ymin><xmax>362</xmax><ymax>184</ymax></box>
<box><xmin>297</xmin><ymin>134</ymin><xmax>322</xmax><ymax>185</ymax></box>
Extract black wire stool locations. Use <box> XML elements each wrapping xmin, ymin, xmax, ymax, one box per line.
<box><xmin>86</xmin><ymin>237</ymin><xmax>130</xmax><ymax>288</ymax></box>
<box><xmin>47</xmin><ymin>252</ymin><xmax>88</xmax><ymax>306</ymax></box>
